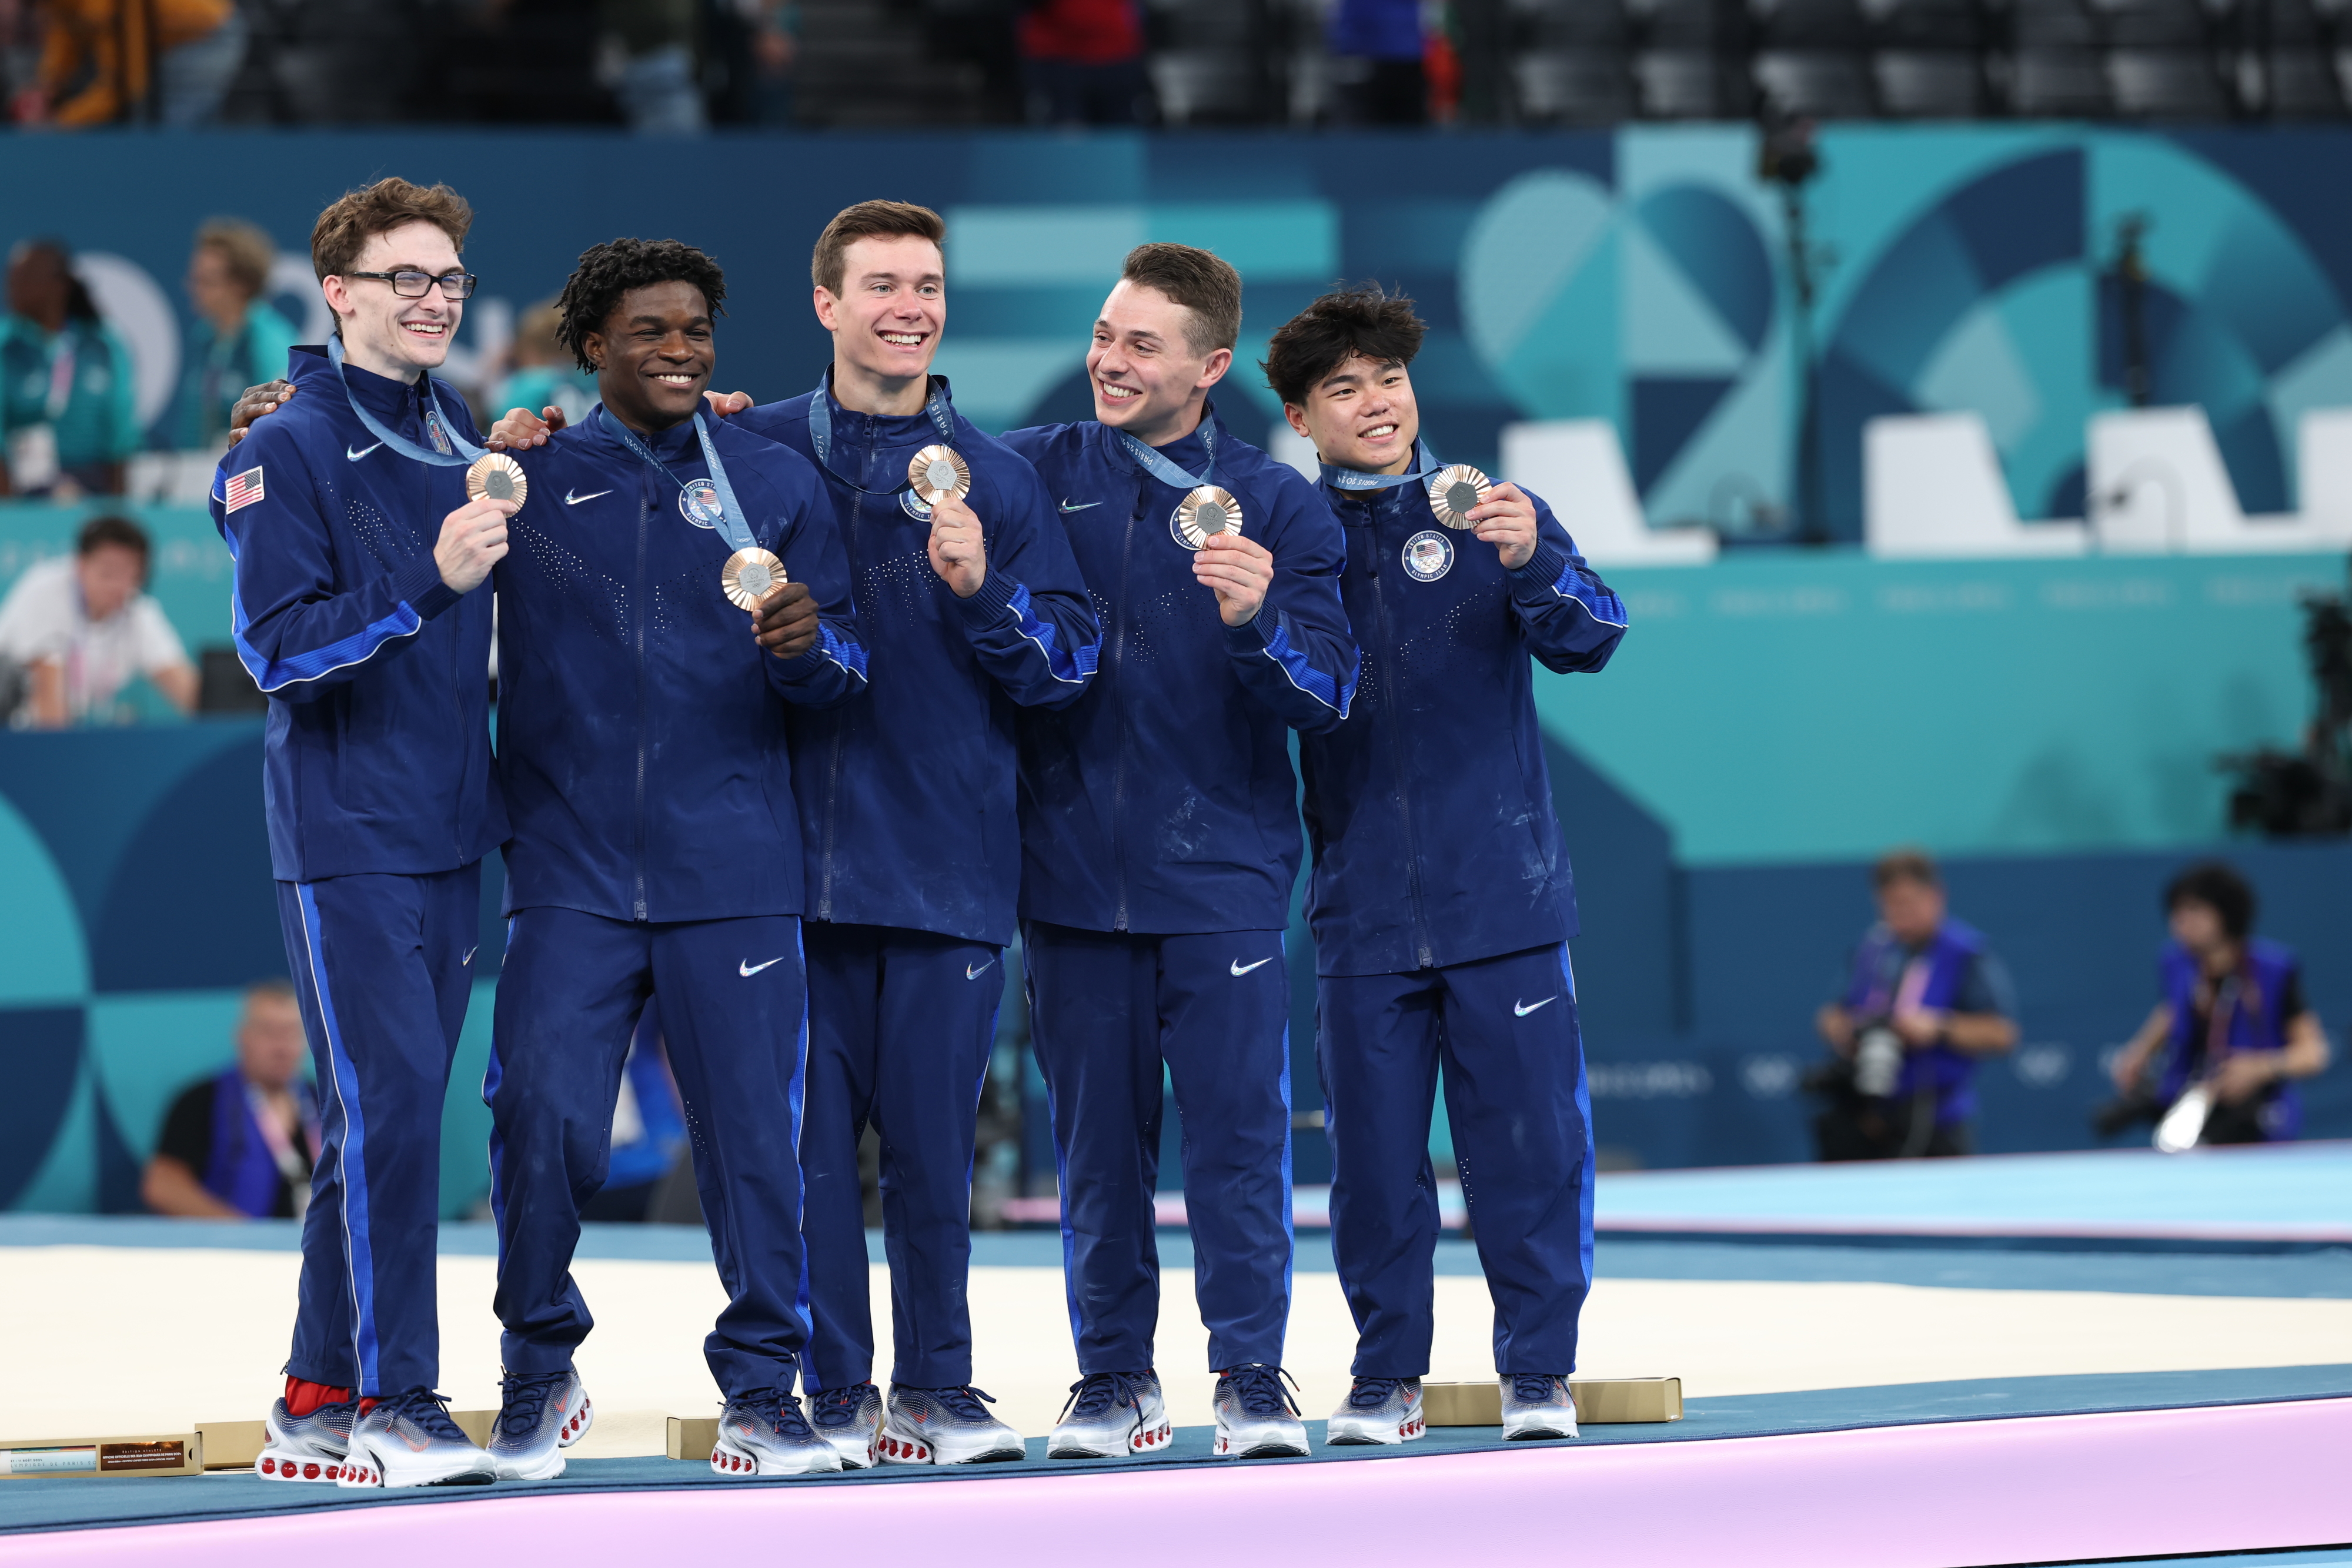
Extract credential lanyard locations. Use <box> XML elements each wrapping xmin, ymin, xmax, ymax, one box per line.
<box><xmin>326</xmin><ymin>335</ymin><xmax>483</xmax><ymax>466</ymax></box>
<box><xmin>806</xmin><ymin>373</ymin><xmax>956</xmax><ymax>496</ymax></box>
<box><xmin>597</xmin><ymin>407</ymin><xmax>757</xmax><ymax>555</ymax></box>
<box><xmin>1114</xmin><ymin>418</ymin><xmax>1218</xmax><ymax>491</ymax></box>
<box><xmin>1321</xmin><ymin>437</ymin><xmax>1443</xmax><ymax>494</ymax></box>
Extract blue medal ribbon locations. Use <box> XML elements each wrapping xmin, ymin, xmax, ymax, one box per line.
<box><xmin>327</xmin><ymin>335</ymin><xmax>483</xmax><ymax>466</ymax></box>
<box><xmin>806</xmin><ymin>372</ymin><xmax>957</xmax><ymax>497</ymax></box>
<box><xmin>1114</xmin><ymin>419</ymin><xmax>1220</xmax><ymax>492</ymax></box>
<box><xmin>1320</xmin><ymin>437</ymin><xmax>1444</xmax><ymax>493</ymax></box>
<box><xmin>596</xmin><ymin>407</ymin><xmax>757</xmax><ymax>556</ymax></box>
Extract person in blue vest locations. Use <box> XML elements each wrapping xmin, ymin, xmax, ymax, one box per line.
<box><xmin>2103</xmin><ymin>860</ymin><xmax>2330</xmax><ymax>1145</ymax></box>
<box><xmin>1</xmin><ymin>238</ymin><xmax>142</xmax><ymax>497</ymax></box>
<box><xmin>1004</xmin><ymin>244</ymin><xmax>1358</xmax><ymax>1462</ymax></box>
<box><xmin>1812</xmin><ymin>848</ymin><xmax>2019</xmax><ymax>1161</ymax></box>
<box><xmin>211</xmin><ymin>177</ymin><xmax>513</xmax><ymax>1490</ymax></box>
<box><xmin>485</xmin><ymin>199</ymin><xmax>1099</xmax><ymax>1472</ymax></box>
<box><xmin>1261</xmin><ymin>286</ymin><xmax>1626</xmax><ymax>1447</ymax></box>
<box><xmin>143</xmin><ymin>980</ymin><xmax>320</xmax><ymax>1220</ymax></box>
<box><xmin>479</xmin><ymin>238</ymin><xmax>866</xmax><ymax>1485</ymax></box>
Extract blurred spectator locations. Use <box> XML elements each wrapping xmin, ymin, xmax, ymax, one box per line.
<box><xmin>582</xmin><ymin>1001</ymin><xmax>691</xmax><ymax>1222</ymax></box>
<box><xmin>1809</xmin><ymin>848</ymin><xmax>2019</xmax><ymax>1159</ymax></box>
<box><xmin>14</xmin><ymin>0</ymin><xmax>245</xmax><ymax>126</ymax></box>
<box><xmin>601</xmin><ymin>0</ymin><xmax>706</xmax><ymax>133</ymax></box>
<box><xmin>704</xmin><ymin>0</ymin><xmax>796</xmax><ymax>124</ymax></box>
<box><xmin>171</xmin><ymin>219</ymin><xmax>298</xmax><ymax>453</ymax></box>
<box><xmin>2100</xmin><ymin>861</ymin><xmax>2331</xmax><ymax>1146</ymax></box>
<box><xmin>2</xmin><ymin>239</ymin><xmax>140</xmax><ymax>497</ymax></box>
<box><xmin>143</xmin><ymin>981</ymin><xmax>319</xmax><ymax>1220</ymax></box>
<box><xmin>1328</xmin><ymin>0</ymin><xmax>1425</xmax><ymax>123</ymax></box>
<box><xmin>1019</xmin><ymin>0</ymin><xmax>1145</xmax><ymax>124</ymax></box>
<box><xmin>0</xmin><ymin>514</ymin><xmax>197</xmax><ymax>726</ymax></box>
<box><xmin>492</xmin><ymin>302</ymin><xmax>597</xmax><ymax>428</ymax></box>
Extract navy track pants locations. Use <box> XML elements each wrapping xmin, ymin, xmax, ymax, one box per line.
<box><xmin>799</xmin><ymin>922</ymin><xmax>1003</xmax><ymax>1393</ymax></box>
<box><xmin>487</xmin><ymin>907</ymin><xmax>811</xmax><ymax>1398</ymax></box>
<box><xmin>1022</xmin><ymin>920</ymin><xmax>1293</xmax><ymax>1374</ymax></box>
<box><xmin>276</xmin><ymin>864</ymin><xmax>482</xmax><ymax>1398</ymax></box>
<box><xmin>1317</xmin><ymin>942</ymin><xmax>1595</xmax><ymax>1378</ymax></box>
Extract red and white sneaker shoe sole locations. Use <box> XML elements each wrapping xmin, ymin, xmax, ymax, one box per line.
<box><xmin>255</xmin><ymin>1447</ymin><xmax>341</xmax><ymax>1482</ymax></box>
<box><xmin>1129</xmin><ymin>1417</ymin><xmax>1174</xmax><ymax>1453</ymax></box>
<box><xmin>708</xmin><ymin>1439</ymin><xmax>837</xmax><ymax>1479</ymax></box>
<box><xmin>557</xmin><ymin>1395</ymin><xmax>594</xmax><ymax>1447</ymax></box>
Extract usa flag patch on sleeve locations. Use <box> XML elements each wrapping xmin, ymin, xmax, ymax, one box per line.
<box><xmin>224</xmin><ymin>466</ymin><xmax>265</xmax><ymax>513</ymax></box>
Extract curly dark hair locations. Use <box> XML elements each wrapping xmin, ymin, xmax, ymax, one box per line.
<box><xmin>554</xmin><ymin>238</ymin><xmax>727</xmax><ymax>373</ymax></box>
<box><xmin>2166</xmin><ymin>860</ymin><xmax>2256</xmax><ymax>942</ymax></box>
<box><xmin>1260</xmin><ymin>284</ymin><xmax>1426</xmax><ymax>408</ymax></box>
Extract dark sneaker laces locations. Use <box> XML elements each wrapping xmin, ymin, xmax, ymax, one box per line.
<box><xmin>1348</xmin><ymin>1376</ymin><xmax>1412</xmax><ymax>1409</ymax></box>
<box><xmin>907</xmin><ymin>1385</ymin><xmax>1000</xmax><ymax>1422</ymax></box>
<box><xmin>382</xmin><ymin>1388</ymin><xmax>471</xmax><ymax>1442</ymax></box>
<box><xmin>739</xmin><ymin>1389</ymin><xmax>818</xmax><ymax>1440</ymax></box>
<box><xmin>496</xmin><ymin>1372</ymin><xmax>570</xmax><ymax>1439</ymax></box>
<box><xmin>1511</xmin><ymin>1373</ymin><xmax>1563</xmax><ymax>1403</ymax></box>
<box><xmin>810</xmin><ymin>1383</ymin><xmax>875</xmax><ymax>1429</ymax></box>
<box><xmin>1220</xmin><ymin>1364</ymin><xmax>1300</xmax><ymax>1417</ymax></box>
<box><xmin>1060</xmin><ymin>1370</ymin><xmax>1154</xmax><ymax>1422</ymax></box>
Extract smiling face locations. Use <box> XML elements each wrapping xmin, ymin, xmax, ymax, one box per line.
<box><xmin>320</xmin><ymin>220</ymin><xmax>464</xmax><ymax>382</ymax></box>
<box><xmin>584</xmin><ymin>279</ymin><xmax>715</xmax><ymax>433</ymax></box>
<box><xmin>1087</xmin><ymin>279</ymin><xmax>1231</xmax><ymax>447</ymax></box>
<box><xmin>1287</xmin><ymin>353</ymin><xmax>1421</xmax><ymax>474</ymax></box>
<box><xmin>814</xmin><ymin>233</ymin><xmax>944</xmax><ymax>389</ymax></box>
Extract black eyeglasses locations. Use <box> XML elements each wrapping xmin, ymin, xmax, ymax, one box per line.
<box><xmin>343</xmin><ymin>269</ymin><xmax>479</xmax><ymax>300</ymax></box>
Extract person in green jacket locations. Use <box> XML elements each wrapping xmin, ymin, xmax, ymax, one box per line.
<box><xmin>1</xmin><ymin>238</ymin><xmax>141</xmax><ymax>497</ymax></box>
<box><xmin>173</xmin><ymin>218</ymin><xmax>300</xmax><ymax>452</ymax></box>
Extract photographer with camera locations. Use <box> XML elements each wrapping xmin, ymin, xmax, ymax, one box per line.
<box><xmin>1810</xmin><ymin>849</ymin><xmax>2019</xmax><ymax>1161</ymax></box>
<box><xmin>2097</xmin><ymin>861</ymin><xmax>2329</xmax><ymax>1148</ymax></box>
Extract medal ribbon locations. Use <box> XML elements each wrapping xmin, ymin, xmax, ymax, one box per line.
<box><xmin>806</xmin><ymin>371</ymin><xmax>957</xmax><ymax>497</ymax></box>
<box><xmin>596</xmin><ymin>408</ymin><xmax>757</xmax><ymax>554</ymax></box>
<box><xmin>1321</xmin><ymin>437</ymin><xmax>1444</xmax><ymax>493</ymax></box>
<box><xmin>1114</xmin><ymin>418</ymin><xmax>1219</xmax><ymax>492</ymax></box>
<box><xmin>327</xmin><ymin>335</ymin><xmax>483</xmax><ymax>466</ymax></box>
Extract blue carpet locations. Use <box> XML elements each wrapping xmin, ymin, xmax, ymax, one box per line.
<box><xmin>8</xmin><ymin>1216</ymin><xmax>2347</xmax><ymax>1298</ymax></box>
<box><xmin>2</xmin><ymin>1366</ymin><xmax>2345</xmax><ymax>1537</ymax></box>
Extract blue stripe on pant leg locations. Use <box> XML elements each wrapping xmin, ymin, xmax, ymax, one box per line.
<box><xmin>298</xmin><ymin>882</ymin><xmax>379</xmax><ymax>1396</ymax></box>
<box><xmin>1559</xmin><ymin>943</ymin><xmax>1595</xmax><ymax>1366</ymax></box>
<box><xmin>1277</xmin><ymin>934</ymin><xmax>1295</xmax><ymax>1349</ymax></box>
<box><xmin>790</xmin><ymin>918</ymin><xmax>814</xmax><ymax>1370</ymax></box>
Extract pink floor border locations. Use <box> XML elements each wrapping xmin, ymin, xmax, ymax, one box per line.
<box><xmin>16</xmin><ymin>1398</ymin><xmax>2352</xmax><ymax>1567</ymax></box>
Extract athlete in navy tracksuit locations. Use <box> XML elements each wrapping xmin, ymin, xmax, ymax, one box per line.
<box><xmin>218</xmin><ymin>338</ymin><xmax>504</xmax><ymax>1423</ymax></box>
<box><xmin>733</xmin><ymin>366</ymin><xmax>1097</xmax><ymax>1447</ymax></box>
<box><xmin>478</xmin><ymin>241</ymin><xmax>865</xmax><ymax>1480</ymax></box>
<box><xmin>1266</xmin><ymin>287</ymin><xmax>1627</xmax><ymax>1445</ymax></box>
<box><xmin>1000</xmin><ymin>246</ymin><xmax>1359</xmax><ymax>1459</ymax></box>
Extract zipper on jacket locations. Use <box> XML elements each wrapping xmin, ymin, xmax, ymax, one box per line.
<box><xmin>630</xmin><ymin>484</ymin><xmax>652</xmax><ymax>922</ymax></box>
<box><xmin>815</xmin><ymin>438</ymin><xmax>867</xmax><ymax>922</ymax></box>
<box><xmin>1107</xmin><ymin>475</ymin><xmax>1146</xmax><ymax>932</ymax></box>
<box><xmin>1367</xmin><ymin>494</ymin><xmax>1434</xmax><ymax>968</ymax></box>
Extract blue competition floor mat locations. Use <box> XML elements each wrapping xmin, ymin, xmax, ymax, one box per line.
<box><xmin>4</xmin><ymin>1365</ymin><xmax>2346</xmax><ymax>1537</ymax></box>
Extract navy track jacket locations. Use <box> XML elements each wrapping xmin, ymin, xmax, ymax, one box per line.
<box><xmin>736</xmin><ymin>376</ymin><xmax>1100</xmax><ymax>947</ymax></box>
<box><xmin>492</xmin><ymin>410</ymin><xmax>865</xmax><ymax>924</ymax></box>
<box><xmin>1003</xmin><ymin>407</ymin><xmax>1360</xmax><ymax>935</ymax></box>
<box><xmin>212</xmin><ymin>345</ymin><xmax>506</xmax><ymax>882</ymax></box>
<box><xmin>1302</xmin><ymin>473</ymin><xmax>1627</xmax><ymax>975</ymax></box>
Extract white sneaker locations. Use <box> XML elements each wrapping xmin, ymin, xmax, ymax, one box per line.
<box><xmin>881</xmin><ymin>1385</ymin><xmax>1025</xmax><ymax>1464</ymax></box>
<box><xmin>1324</xmin><ymin>1376</ymin><xmax>1426</xmax><ymax>1445</ymax></box>
<box><xmin>1049</xmin><ymin>1371</ymin><xmax>1171</xmax><ymax>1458</ymax></box>
<box><xmin>337</xmin><ymin>1389</ymin><xmax>496</xmax><ymax>1488</ymax></box>
<box><xmin>808</xmin><ymin>1381</ymin><xmax>882</xmax><ymax>1469</ymax></box>
<box><xmin>1499</xmin><ymin>1374</ymin><xmax>1580</xmax><ymax>1440</ymax></box>
<box><xmin>256</xmin><ymin>1393</ymin><xmax>355</xmax><ymax>1483</ymax></box>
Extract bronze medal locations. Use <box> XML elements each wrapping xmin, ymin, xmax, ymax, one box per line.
<box><xmin>465</xmin><ymin>452</ymin><xmax>528</xmax><ymax>507</ymax></box>
<box><xmin>1426</xmin><ymin>464</ymin><xmax>1491</xmax><ymax>530</ymax></box>
<box><xmin>722</xmin><ymin>547</ymin><xmax>787</xmax><ymax>611</ymax></box>
<box><xmin>1172</xmin><ymin>485</ymin><xmax>1244</xmax><ymax>551</ymax></box>
<box><xmin>907</xmin><ymin>444</ymin><xmax>973</xmax><ymax>508</ymax></box>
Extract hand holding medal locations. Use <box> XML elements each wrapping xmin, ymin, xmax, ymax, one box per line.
<box><xmin>1447</xmin><ymin>471</ymin><xmax>1539</xmax><ymax>570</ymax></box>
<box><xmin>1187</xmin><ymin>496</ymin><xmax>1276</xmax><ymax>627</ymax></box>
<box><xmin>911</xmin><ymin>445</ymin><xmax>987</xmax><ymax>599</ymax></box>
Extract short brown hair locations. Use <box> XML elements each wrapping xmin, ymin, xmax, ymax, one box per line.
<box><xmin>309</xmin><ymin>178</ymin><xmax>473</xmax><ymax>282</ymax></box>
<box><xmin>811</xmin><ymin>200</ymin><xmax>946</xmax><ymax>296</ymax></box>
<box><xmin>196</xmin><ymin>218</ymin><xmax>276</xmax><ymax>299</ymax></box>
<box><xmin>1261</xmin><ymin>285</ymin><xmax>1425</xmax><ymax>407</ymax></box>
<box><xmin>1121</xmin><ymin>243</ymin><xmax>1242</xmax><ymax>356</ymax></box>
<box><xmin>77</xmin><ymin>514</ymin><xmax>149</xmax><ymax>561</ymax></box>
<box><xmin>1872</xmin><ymin>847</ymin><xmax>1941</xmax><ymax>891</ymax></box>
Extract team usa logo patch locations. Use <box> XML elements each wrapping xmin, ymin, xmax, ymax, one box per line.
<box><xmin>900</xmin><ymin>489</ymin><xmax>934</xmax><ymax>522</ymax></box>
<box><xmin>680</xmin><ymin>480</ymin><xmax>726</xmax><ymax>530</ymax></box>
<box><xmin>223</xmin><ymin>466</ymin><xmax>265</xmax><ymax>514</ymax></box>
<box><xmin>1402</xmin><ymin>529</ymin><xmax>1454</xmax><ymax>581</ymax></box>
<box><xmin>425</xmin><ymin>410</ymin><xmax>454</xmax><ymax>456</ymax></box>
